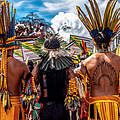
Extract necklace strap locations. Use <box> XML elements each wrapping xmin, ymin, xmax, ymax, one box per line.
<box><xmin>96</xmin><ymin>51</ymin><xmax>110</xmax><ymax>53</ymax></box>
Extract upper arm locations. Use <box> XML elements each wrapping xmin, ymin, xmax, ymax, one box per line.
<box><xmin>23</xmin><ymin>63</ymin><xmax>29</xmax><ymax>80</ymax></box>
<box><xmin>67</xmin><ymin>67</ymin><xmax>75</xmax><ymax>79</ymax></box>
<box><xmin>32</xmin><ymin>65</ymin><xmax>38</xmax><ymax>79</ymax></box>
<box><xmin>32</xmin><ymin>64</ymin><xmax>40</xmax><ymax>85</ymax></box>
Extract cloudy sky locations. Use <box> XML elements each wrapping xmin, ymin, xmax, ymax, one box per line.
<box><xmin>11</xmin><ymin>0</ymin><xmax>120</xmax><ymax>22</ymax></box>
<box><xmin>10</xmin><ymin>0</ymin><xmax>120</xmax><ymax>41</ymax></box>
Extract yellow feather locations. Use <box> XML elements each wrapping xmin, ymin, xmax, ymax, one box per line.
<box><xmin>93</xmin><ymin>0</ymin><xmax>102</xmax><ymax>28</ymax></box>
<box><xmin>76</xmin><ymin>6</ymin><xmax>91</xmax><ymax>31</ymax></box>
<box><xmin>107</xmin><ymin>0</ymin><xmax>118</xmax><ymax>27</ymax></box>
<box><xmin>4</xmin><ymin>3</ymin><xmax>8</xmax><ymax>34</ymax></box>
<box><xmin>78</xmin><ymin>14</ymin><xmax>91</xmax><ymax>32</ymax></box>
<box><xmin>2</xmin><ymin>2</ymin><xmax>4</xmax><ymax>5</ymax></box>
<box><xmin>0</xmin><ymin>6</ymin><xmax>5</xmax><ymax>34</ymax></box>
<box><xmin>113</xmin><ymin>22</ymin><xmax>120</xmax><ymax>32</ymax></box>
<box><xmin>111</xmin><ymin>17</ymin><xmax>120</xmax><ymax>30</ymax></box>
<box><xmin>26</xmin><ymin>57</ymin><xmax>29</xmax><ymax>65</ymax></box>
<box><xmin>110</xmin><ymin>8</ymin><xmax>120</xmax><ymax>28</ymax></box>
<box><xmin>77</xmin><ymin>6</ymin><xmax>93</xmax><ymax>30</ymax></box>
<box><xmin>103</xmin><ymin>0</ymin><xmax>113</xmax><ymax>30</ymax></box>
<box><xmin>88</xmin><ymin>0</ymin><xmax>99</xmax><ymax>30</ymax></box>
<box><xmin>104</xmin><ymin>0</ymin><xmax>114</xmax><ymax>28</ymax></box>
<box><xmin>0</xmin><ymin>19</ymin><xmax>3</xmax><ymax>34</ymax></box>
<box><xmin>0</xmin><ymin>15</ymin><xmax>3</xmax><ymax>34</ymax></box>
<box><xmin>85</xmin><ymin>4</ymin><xmax>96</xmax><ymax>29</ymax></box>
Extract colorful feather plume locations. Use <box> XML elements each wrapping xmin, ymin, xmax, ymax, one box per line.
<box><xmin>76</xmin><ymin>0</ymin><xmax>120</xmax><ymax>49</ymax></box>
<box><xmin>0</xmin><ymin>0</ymin><xmax>16</xmax><ymax>49</ymax></box>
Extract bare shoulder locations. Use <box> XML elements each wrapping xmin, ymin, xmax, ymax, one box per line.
<box><xmin>83</xmin><ymin>52</ymin><xmax>120</xmax><ymax>71</ymax></box>
<box><xmin>83</xmin><ymin>54</ymin><xmax>96</xmax><ymax>65</ymax></box>
<box><xmin>109</xmin><ymin>52</ymin><xmax>120</xmax><ymax>61</ymax></box>
<box><xmin>82</xmin><ymin>54</ymin><xmax>98</xmax><ymax>71</ymax></box>
<box><xmin>106</xmin><ymin>52</ymin><xmax>120</xmax><ymax>69</ymax></box>
<box><xmin>83</xmin><ymin>52</ymin><xmax>120</xmax><ymax>65</ymax></box>
<box><xmin>12</xmin><ymin>58</ymin><xmax>29</xmax><ymax>71</ymax></box>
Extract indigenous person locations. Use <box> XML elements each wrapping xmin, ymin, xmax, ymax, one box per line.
<box><xmin>40</xmin><ymin>23</ymin><xmax>46</xmax><ymax>37</ymax></box>
<box><xmin>75</xmin><ymin>0</ymin><xmax>120</xmax><ymax>119</ymax></box>
<box><xmin>1</xmin><ymin>49</ymin><xmax>29</xmax><ymax>120</ymax></box>
<box><xmin>32</xmin><ymin>36</ymin><xmax>74</xmax><ymax>120</ymax></box>
<box><xmin>78</xmin><ymin>42</ymin><xmax>90</xmax><ymax>120</ymax></box>
<box><xmin>0</xmin><ymin>1</ymin><xmax>29</xmax><ymax>120</ymax></box>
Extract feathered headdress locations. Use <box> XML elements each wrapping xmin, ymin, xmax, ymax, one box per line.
<box><xmin>39</xmin><ymin>37</ymin><xmax>74</xmax><ymax>71</ymax></box>
<box><xmin>0</xmin><ymin>0</ymin><xmax>16</xmax><ymax>49</ymax></box>
<box><xmin>0</xmin><ymin>0</ymin><xmax>16</xmax><ymax>111</ymax></box>
<box><xmin>76</xmin><ymin>0</ymin><xmax>120</xmax><ymax>49</ymax></box>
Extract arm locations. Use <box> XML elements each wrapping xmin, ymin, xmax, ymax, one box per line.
<box><xmin>32</xmin><ymin>64</ymin><xmax>44</xmax><ymax>87</ymax></box>
<box><xmin>74</xmin><ymin>63</ymin><xmax>90</xmax><ymax>108</ymax></box>
<box><xmin>32</xmin><ymin>64</ymin><xmax>40</xmax><ymax>85</ymax></box>
<box><xmin>20</xmin><ymin>63</ymin><xmax>30</xmax><ymax>93</ymax></box>
<box><xmin>23</xmin><ymin>63</ymin><xmax>30</xmax><ymax>81</ymax></box>
<box><xmin>32</xmin><ymin>65</ymin><xmax>47</xmax><ymax>98</ymax></box>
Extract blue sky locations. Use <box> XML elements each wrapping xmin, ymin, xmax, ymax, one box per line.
<box><xmin>8</xmin><ymin>0</ymin><xmax>120</xmax><ymax>42</ymax></box>
<box><xmin>13</xmin><ymin>0</ymin><xmax>75</xmax><ymax>23</ymax></box>
<box><xmin>7</xmin><ymin>0</ymin><xmax>120</xmax><ymax>24</ymax></box>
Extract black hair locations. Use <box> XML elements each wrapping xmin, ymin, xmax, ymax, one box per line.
<box><xmin>28</xmin><ymin>60</ymin><xmax>34</xmax><ymax>72</ymax></box>
<box><xmin>94</xmin><ymin>32</ymin><xmax>110</xmax><ymax>49</ymax></box>
<box><xmin>44</xmin><ymin>37</ymin><xmax>60</xmax><ymax>49</ymax></box>
<box><xmin>90</xmin><ymin>28</ymin><xmax>114</xmax><ymax>49</ymax></box>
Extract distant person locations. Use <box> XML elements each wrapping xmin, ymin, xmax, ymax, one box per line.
<box><xmin>40</xmin><ymin>23</ymin><xmax>46</xmax><ymax>36</ymax></box>
<box><xmin>0</xmin><ymin>2</ymin><xmax>30</xmax><ymax>119</ymax></box>
<box><xmin>1</xmin><ymin>49</ymin><xmax>29</xmax><ymax>119</ymax></box>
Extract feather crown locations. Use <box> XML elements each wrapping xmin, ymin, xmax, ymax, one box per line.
<box><xmin>0</xmin><ymin>0</ymin><xmax>16</xmax><ymax>49</ymax></box>
<box><xmin>76</xmin><ymin>0</ymin><xmax>120</xmax><ymax>49</ymax></box>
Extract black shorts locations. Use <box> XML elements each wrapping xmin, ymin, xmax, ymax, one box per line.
<box><xmin>40</xmin><ymin>102</ymin><xmax>70</xmax><ymax>120</ymax></box>
<box><xmin>90</xmin><ymin>104</ymin><xmax>100</xmax><ymax>119</ymax></box>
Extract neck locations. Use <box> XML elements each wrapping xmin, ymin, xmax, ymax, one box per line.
<box><xmin>96</xmin><ymin>48</ymin><xmax>109</xmax><ymax>53</ymax></box>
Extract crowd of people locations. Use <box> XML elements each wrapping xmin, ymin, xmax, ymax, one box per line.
<box><xmin>0</xmin><ymin>0</ymin><xmax>120</xmax><ymax>120</ymax></box>
<box><xmin>15</xmin><ymin>22</ymin><xmax>46</xmax><ymax>37</ymax></box>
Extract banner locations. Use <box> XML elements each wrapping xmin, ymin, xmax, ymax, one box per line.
<box><xmin>70</xmin><ymin>35</ymin><xmax>94</xmax><ymax>55</ymax></box>
<box><xmin>14</xmin><ymin>40</ymin><xmax>40</xmax><ymax>61</ymax></box>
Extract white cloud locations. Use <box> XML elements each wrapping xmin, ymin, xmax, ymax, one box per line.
<box><xmin>14</xmin><ymin>1</ymin><xmax>25</xmax><ymax>8</ymax></box>
<box><xmin>42</xmin><ymin>0</ymin><xmax>120</xmax><ymax>16</ymax></box>
<box><xmin>51</xmin><ymin>0</ymin><xmax>120</xmax><ymax>42</ymax></box>
<box><xmin>39</xmin><ymin>0</ymin><xmax>89</xmax><ymax>13</ymax></box>
<box><xmin>43</xmin><ymin>0</ymin><xmax>73</xmax><ymax>11</ymax></box>
<box><xmin>13</xmin><ymin>0</ymin><xmax>34</xmax><ymax>9</ymax></box>
<box><xmin>51</xmin><ymin>12</ymin><xmax>90</xmax><ymax>42</ymax></box>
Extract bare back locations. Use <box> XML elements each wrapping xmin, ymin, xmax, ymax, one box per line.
<box><xmin>78</xmin><ymin>52</ymin><xmax>120</xmax><ymax>97</ymax></box>
<box><xmin>6</xmin><ymin>57</ymin><xmax>29</xmax><ymax>96</ymax></box>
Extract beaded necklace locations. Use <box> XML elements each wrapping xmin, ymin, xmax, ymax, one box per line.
<box><xmin>96</xmin><ymin>50</ymin><xmax>110</xmax><ymax>53</ymax></box>
<box><xmin>65</xmin><ymin>77</ymin><xmax>80</xmax><ymax>109</ymax></box>
<box><xmin>0</xmin><ymin>50</ymin><xmax>13</xmax><ymax>111</ymax></box>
